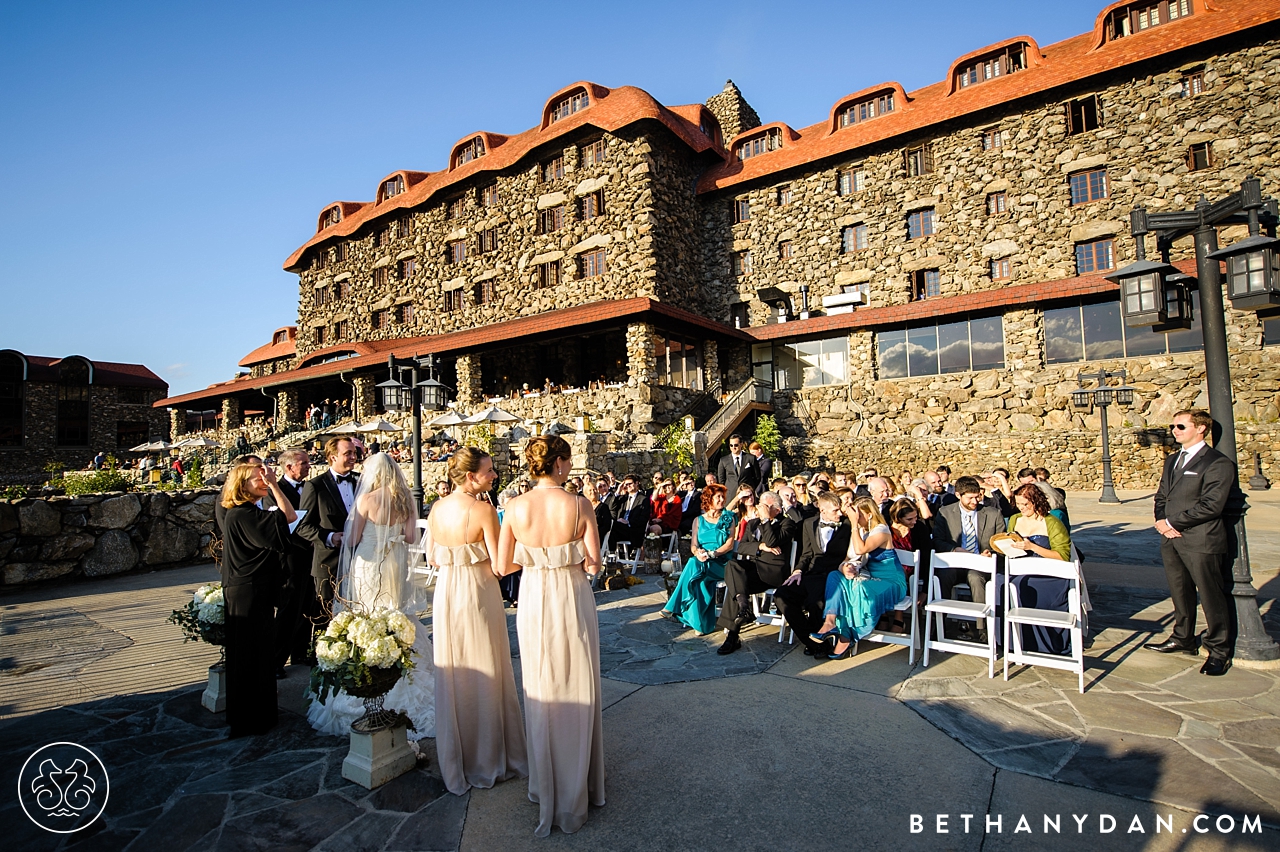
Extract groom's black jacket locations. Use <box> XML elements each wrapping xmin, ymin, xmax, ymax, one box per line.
<box><xmin>297</xmin><ymin>473</ymin><xmax>352</xmax><ymax>583</ymax></box>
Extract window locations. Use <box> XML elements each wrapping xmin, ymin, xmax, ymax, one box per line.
<box><xmin>537</xmin><ymin>261</ymin><xmax>561</xmax><ymax>288</ymax></box>
<box><xmin>982</xmin><ymin>129</ymin><xmax>1003</xmax><ymax>150</ymax></box>
<box><xmin>581</xmin><ymin>138</ymin><xmax>607</xmax><ymax>165</ymax></box>
<box><xmin>550</xmin><ymin>90</ymin><xmax>589</xmax><ymax>122</ymax></box>
<box><xmin>580</xmin><ymin>190</ymin><xmax>604</xmax><ymax>221</ymax></box>
<box><xmin>312</xmin><ymin>250</ymin><xmax>328</xmax><ymax>271</ymax></box>
<box><xmin>1187</xmin><ymin>142</ymin><xmax>1213</xmax><ymax>171</ymax></box>
<box><xmin>372</xmin><ymin>309</ymin><xmax>389</xmax><ymax>330</ymax></box>
<box><xmin>478</xmin><ymin>228</ymin><xmax>499</xmax><ymax>253</ymax></box>
<box><xmin>473</xmin><ymin>281</ymin><xmax>495</xmax><ymax>305</ymax></box>
<box><xmin>904</xmin><ymin>144</ymin><xmax>934</xmax><ymax>176</ymax></box>
<box><xmin>579</xmin><ymin>249</ymin><xmax>606</xmax><ymax>278</ymax></box>
<box><xmin>907</xmin><ymin>208</ymin><xmax>935</xmax><ymax>239</ymax></box>
<box><xmin>957</xmin><ymin>45</ymin><xmax>1026</xmax><ymax>89</ymax></box>
<box><xmin>314</xmin><ymin>325</ymin><xmax>327</xmax><ymax>345</ymax></box>
<box><xmin>542</xmin><ymin>155</ymin><xmax>564</xmax><ymax>182</ymax></box>
<box><xmin>1046</xmin><ymin>296</ymin><xmax>1202</xmax><ymax>363</ymax></box>
<box><xmin>732</xmin><ymin>197</ymin><xmax>750</xmax><ymax>224</ymax></box>
<box><xmin>838</xmin><ymin>92</ymin><xmax>895</xmax><ymax>127</ymax></box>
<box><xmin>1182</xmin><ymin>69</ymin><xmax>1204</xmax><ymax>97</ymax></box>
<box><xmin>333</xmin><ymin>320</ymin><xmax>348</xmax><ymax>341</ymax></box>
<box><xmin>336</xmin><ymin>281</ymin><xmax>350</xmax><ymax>300</ymax></box>
<box><xmin>116</xmin><ymin>421</ymin><xmax>148</xmax><ymax>451</ymax></box>
<box><xmin>911</xmin><ymin>269</ymin><xmax>941</xmax><ymax>300</ymax></box>
<box><xmin>779</xmin><ymin>241</ymin><xmax>793</xmax><ymax>260</ymax></box>
<box><xmin>1107</xmin><ymin>0</ymin><xmax>1192</xmax><ymax>39</ymax></box>
<box><xmin>778</xmin><ymin>185</ymin><xmax>792</xmax><ymax>206</ymax></box>
<box><xmin>0</xmin><ymin>353</ymin><xmax>22</xmax><ymax>446</ymax></box>
<box><xmin>399</xmin><ymin>258</ymin><xmax>417</xmax><ymax>279</ymax></box>
<box><xmin>838</xmin><ymin>169</ymin><xmax>865</xmax><ymax>196</ymax></box>
<box><xmin>443</xmin><ymin>289</ymin><xmax>463</xmax><ymax>312</ymax></box>
<box><xmin>480</xmin><ymin>184</ymin><xmax>500</xmax><ymax>206</ymax></box>
<box><xmin>273</xmin><ymin>330</ymin><xmax>289</xmax><ymax>345</ymax></box>
<box><xmin>733</xmin><ymin>250</ymin><xmax>752</xmax><ymax>276</ymax></box>
<box><xmin>987</xmin><ymin>192</ymin><xmax>1008</xmax><ymax>215</ymax></box>
<box><xmin>990</xmin><ymin>258</ymin><xmax>1012</xmax><ymax>280</ymax></box>
<box><xmin>455</xmin><ymin>136</ymin><xmax>485</xmax><ymax>166</ymax></box>
<box><xmin>399</xmin><ymin>216</ymin><xmax>414</xmax><ymax>238</ymax></box>
<box><xmin>374</xmin><ymin>228</ymin><xmax>388</xmax><ymax>248</ymax></box>
<box><xmin>1075</xmin><ymin>238</ymin><xmax>1115</xmax><ymax>274</ymax></box>
<box><xmin>447</xmin><ymin>196</ymin><xmax>465</xmax><ymax>220</ymax></box>
<box><xmin>730</xmin><ymin>303</ymin><xmax>749</xmax><ymax>329</ymax></box>
<box><xmin>382</xmin><ymin>175</ymin><xmax>404</xmax><ymax>198</ymax></box>
<box><xmin>736</xmin><ymin>129</ymin><xmax>781</xmax><ymax>160</ymax></box>
<box><xmin>538</xmin><ymin>205</ymin><xmax>565</xmax><ymax>234</ymax></box>
<box><xmin>314</xmin><ymin>286</ymin><xmax>329</xmax><ymax>307</ymax></box>
<box><xmin>770</xmin><ymin>337</ymin><xmax>849</xmax><ymax>388</ymax></box>
<box><xmin>333</xmin><ymin>243</ymin><xmax>346</xmax><ymax>263</ymax></box>
<box><xmin>841</xmin><ymin>224</ymin><xmax>868</xmax><ymax>253</ymax></box>
<box><xmin>322</xmin><ymin>207</ymin><xmax>341</xmax><ymax>228</ymax></box>
<box><xmin>1069</xmin><ymin>169</ymin><xmax>1108</xmax><ymax>205</ymax></box>
<box><xmin>1066</xmin><ymin>96</ymin><xmax>1100</xmax><ymax>135</ymax></box>
<box><xmin>878</xmin><ymin>317</ymin><xmax>1005</xmax><ymax>378</ymax></box>
<box><xmin>373</xmin><ymin>268</ymin><xmax>389</xmax><ymax>287</ymax></box>
<box><xmin>449</xmin><ymin>240</ymin><xmax>467</xmax><ymax>264</ymax></box>
<box><xmin>395</xmin><ymin>303</ymin><xmax>414</xmax><ymax>324</ymax></box>
<box><xmin>654</xmin><ymin>335</ymin><xmax>703</xmax><ymax>389</ymax></box>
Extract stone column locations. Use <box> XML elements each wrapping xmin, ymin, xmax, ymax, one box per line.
<box><xmin>277</xmin><ymin>388</ymin><xmax>300</xmax><ymax>430</ymax></box>
<box><xmin>352</xmin><ymin>376</ymin><xmax>376</xmax><ymax>421</ymax></box>
<box><xmin>626</xmin><ymin>322</ymin><xmax>659</xmax><ymax>385</ymax></box>
<box><xmin>220</xmin><ymin>397</ymin><xmax>242</xmax><ymax>435</ymax></box>
<box><xmin>169</xmin><ymin>408</ymin><xmax>188</xmax><ymax>438</ymax></box>
<box><xmin>703</xmin><ymin>340</ymin><xmax>720</xmax><ymax>391</ymax></box>
<box><xmin>1004</xmin><ymin>308</ymin><xmax>1044</xmax><ymax>371</ymax></box>
<box><xmin>456</xmin><ymin>355</ymin><xmax>482</xmax><ymax>408</ymax></box>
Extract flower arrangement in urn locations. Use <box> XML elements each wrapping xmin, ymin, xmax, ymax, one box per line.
<box><xmin>311</xmin><ymin>607</ymin><xmax>417</xmax><ymax>729</ymax></box>
<box><xmin>168</xmin><ymin>583</ymin><xmax>226</xmax><ymax>648</ymax></box>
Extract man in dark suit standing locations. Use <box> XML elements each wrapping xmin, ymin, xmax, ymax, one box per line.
<box><xmin>677</xmin><ymin>475</ymin><xmax>702</xmax><ymax>536</ymax></box>
<box><xmin>777</xmin><ymin>491</ymin><xmax>850</xmax><ymax>658</ymax></box>
<box><xmin>748</xmin><ymin>442</ymin><xmax>772</xmax><ymax>496</ymax></box>
<box><xmin>716</xmin><ymin>434</ymin><xmax>759</xmax><ymax>498</ymax></box>
<box><xmin>716</xmin><ymin>491</ymin><xmax>796</xmax><ymax>654</ymax></box>
<box><xmin>263</xmin><ymin>449</ymin><xmax>316</xmax><ymax>676</ymax></box>
<box><xmin>1147</xmin><ymin>409</ymin><xmax>1237</xmax><ymax>676</ymax></box>
<box><xmin>297</xmin><ymin>437</ymin><xmax>360</xmax><ymax>621</ymax></box>
<box><xmin>607</xmin><ymin>474</ymin><xmax>650</xmax><ymax>553</ymax></box>
<box><xmin>932</xmin><ymin>475</ymin><xmax>1004</xmax><ymax>641</ymax></box>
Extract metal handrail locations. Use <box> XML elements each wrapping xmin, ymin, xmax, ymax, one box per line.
<box><xmin>702</xmin><ymin>378</ymin><xmax>770</xmax><ymax>448</ymax></box>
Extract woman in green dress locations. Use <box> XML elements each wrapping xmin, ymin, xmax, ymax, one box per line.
<box><xmin>661</xmin><ymin>484</ymin><xmax>735</xmax><ymax>634</ymax></box>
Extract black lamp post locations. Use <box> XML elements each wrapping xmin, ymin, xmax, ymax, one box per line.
<box><xmin>1071</xmin><ymin>369</ymin><xmax>1134</xmax><ymax>504</ymax></box>
<box><xmin>1105</xmin><ymin>176</ymin><xmax>1280</xmax><ymax>663</ymax></box>
<box><xmin>377</xmin><ymin>354</ymin><xmax>451</xmax><ymax>511</ymax></box>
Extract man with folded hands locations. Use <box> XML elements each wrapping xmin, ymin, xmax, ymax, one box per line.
<box><xmin>715</xmin><ymin>492</ymin><xmax>796</xmax><ymax>655</ymax></box>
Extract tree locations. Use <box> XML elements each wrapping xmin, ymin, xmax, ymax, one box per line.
<box><xmin>752</xmin><ymin>414</ymin><xmax>781</xmax><ymax>460</ymax></box>
<box><xmin>659</xmin><ymin>422</ymin><xmax>694</xmax><ymax>471</ymax></box>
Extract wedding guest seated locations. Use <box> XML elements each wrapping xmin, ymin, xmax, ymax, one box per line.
<box><xmin>810</xmin><ymin>496</ymin><xmax>906</xmax><ymax>658</ymax></box>
<box><xmin>647</xmin><ymin>480</ymin><xmax>682</xmax><ymax>535</ymax></box>
<box><xmin>725</xmin><ymin>485</ymin><xmax>757</xmax><ymax>540</ymax></box>
<box><xmin>1000</xmin><ymin>483</ymin><xmax>1075</xmax><ymax>655</ymax></box>
<box><xmin>1032</xmin><ymin>477</ymin><xmax>1070</xmax><ymax>530</ymax></box>
<box><xmin>932</xmin><ymin>475</ymin><xmax>1004</xmax><ymax>642</ymax></box>
<box><xmin>661</xmin><ymin>484</ymin><xmax>735</xmax><ymax>634</ymax></box>
<box><xmin>715</xmin><ymin>492</ymin><xmax>796</xmax><ymax>655</ymax></box>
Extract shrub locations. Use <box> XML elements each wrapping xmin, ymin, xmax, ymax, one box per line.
<box><xmin>752</xmin><ymin>414</ymin><xmax>782</xmax><ymax>460</ymax></box>
<box><xmin>62</xmin><ymin>470</ymin><xmax>133</xmax><ymax>496</ymax></box>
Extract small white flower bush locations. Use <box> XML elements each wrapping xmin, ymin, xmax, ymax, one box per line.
<box><xmin>168</xmin><ymin>583</ymin><xmax>226</xmax><ymax>646</ymax></box>
<box><xmin>311</xmin><ymin>606</ymin><xmax>416</xmax><ymax>701</ymax></box>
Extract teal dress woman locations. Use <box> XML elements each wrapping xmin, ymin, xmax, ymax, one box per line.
<box><xmin>810</xmin><ymin>497</ymin><xmax>906</xmax><ymax>659</ymax></box>
<box><xmin>662</xmin><ymin>484</ymin><xmax>734</xmax><ymax>635</ymax></box>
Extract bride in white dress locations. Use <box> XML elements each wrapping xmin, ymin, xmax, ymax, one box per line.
<box><xmin>307</xmin><ymin>452</ymin><xmax>436</xmax><ymax>739</ymax></box>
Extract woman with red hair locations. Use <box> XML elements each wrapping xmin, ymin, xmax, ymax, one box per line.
<box><xmin>660</xmin><ymin>484</ymin><xmax>735</xmax><ymax>634</ymax></box>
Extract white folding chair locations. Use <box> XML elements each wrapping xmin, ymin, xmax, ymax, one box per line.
<box><xmin>614</xmin><ymin>540</ymin><xmax>644</xmax><ymax>575</ymax></box>
<box><xmin>1069</xmin><ymin>543</ymin><xmax>1092</xmax><ymax>634</ymax></box>
<box><xmin>1003</xmin><ymin>556</ymin><xmax>1086</xmax><ymax>693</ymax></box>
<box><xmin>858</xmin><ymin>549</ymin><xmax>920</xmax><ymax>665</ymax></box>
<box><xmin>407</xmin><ymin>518</ymin><xmax>440</xmax><ymax>587</ymax></box>
<box><xmin>659</xmin><ymin>532</ymin><xmax>680</xmax><ymax>563</ymax></box>
<box><xmin>754</xmin><ymin>540</ymin><xmax>799</xmax><ymax>644</ymax></box>
<box><xmin>922</xmin><ymin>551</ymin><xmax>999</xmax><ymax>678</ymax></box>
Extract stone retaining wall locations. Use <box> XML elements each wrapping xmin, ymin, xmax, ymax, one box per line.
<box><xmin>0</xmin><ymin>489</ymin><xmax>218</xmax><ymax>587</ymax></box>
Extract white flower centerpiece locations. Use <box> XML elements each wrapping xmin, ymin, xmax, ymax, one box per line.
<box><xmin>167</xmin><ymin>583</ymin><xmax>228</xmax><ymax>712</ymax></box>
<box><xmin>310</xmin><ymin>607</ymin><xmax>417</xmax><ymax>732</ymax></box>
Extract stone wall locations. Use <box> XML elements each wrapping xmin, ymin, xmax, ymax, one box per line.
<box><xmin>0</xmin><ymin>489</ymin><xmax>217</xmax><ymax>586</ymax></box>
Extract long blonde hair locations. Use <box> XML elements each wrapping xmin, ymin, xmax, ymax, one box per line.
<box><xmin>221</xmin><ymin>463</ymin><xmax>261</xmax><ymax>509</ymax></box>
<box><xmin>359</xmin><ymin>453</ymin><xmax>414</xmax><ymax>521</ymax></box>
<box><xmin>851</xmin><ymin>495</ymin><xmax>886</xmax><ymax>528</ymax></box>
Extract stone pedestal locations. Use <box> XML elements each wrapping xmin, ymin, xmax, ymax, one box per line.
<box><xmin>202</xmin><ymin>664</ymin><xmax>227</xmax><ymax>713</ymax></box>
<box><xmin>342</xmin><ymin>722</ymin><xmax>417</xmax><ymax>789</ymax></box>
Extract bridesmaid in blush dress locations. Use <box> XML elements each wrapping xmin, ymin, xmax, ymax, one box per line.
<box><xmin>497</xmin><ymin>435</ymin><xmax>605</xmax><ymax>837</ymax></box>
<box><xmin>428</xmin><ymin>447</ymin><xmax>527</xmax><ymax>796</ymax></box>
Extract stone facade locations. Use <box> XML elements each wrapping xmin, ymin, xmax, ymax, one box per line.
<box><xmin>705</xmin><ymin>80</ymin><xmax>760</xmax><ymax>142</ymax></box>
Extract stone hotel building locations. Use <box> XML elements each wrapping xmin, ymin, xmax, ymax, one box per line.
<box><xmin>158</xmin><ymin>0</ymin><xmax>1280</xmax><ymax>487</ymax></box>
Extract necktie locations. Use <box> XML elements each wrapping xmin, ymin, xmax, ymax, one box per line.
<box><xmin>961</xmin><ymin>511</ymin><xmax>979</xmax><ymax>553</ymax></box>
<box><xmin>1174</xmin><ymin>451</ymin><xmax>1190</xmax><ymax>473</ymax></box>
<box><xmin>734</xmin><ymin>455</ymin><xmax>740</xmax><ymax>472</ymax></box>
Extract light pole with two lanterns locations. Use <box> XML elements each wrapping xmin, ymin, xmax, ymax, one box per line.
<box><xmin>376</xmin><ymin>354</ymin><xmax>451</xmax><ymax>512</ymax></box>
<box><xmin>1071</xmin><ymin>369</ymin><xmax>1134</xmax><ymax>505</ymax></box>
<box><xmin>1104</xmin><ymin>176</ymin><xmax>1279</xmax><ymax>663</ymax></box>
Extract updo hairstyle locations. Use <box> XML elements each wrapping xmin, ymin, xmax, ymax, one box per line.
<box><xmin>526</xmin><ymin>435</ymin><xmax>572</xmax><ymax>478</ymax></box>
<box><xmin>448</xmin><ymin>446</ymin><xmax>491</xmax><ymax>487</ymax></box>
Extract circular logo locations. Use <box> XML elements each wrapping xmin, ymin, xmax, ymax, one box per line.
<box><xmin>17</xmin><ymin>742</ymin><xmax>110</xmax><ymax>834</ymax></box>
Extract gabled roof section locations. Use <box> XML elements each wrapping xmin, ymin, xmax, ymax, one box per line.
<box><xmin>540</xmin><ymin>82</ymin><xmax>608</xmax><ymax>129</ymax></box>
<box><xmin>1090</xmin><ymin>0</ymin><xmax>1221</xmax><ymax>49</ymax></box>
<box><xmin>699</xmin><ymin>0</ymin><xmax>1279</xmax><ymax>194</ymax></box>
<box><xmin>239</xmin><ymin>327</ymin><xmax>297</xmax><ymax>367</ymax></box>
<box><xmin>828</xmin><ymin>83</ymin><xmax>910</xmax><ymax>134</ymax></box>
<box><xmin>316</xmin><ymin>201</ymin><xmax>368</xmax><ymax>234</ymax></box>
<box><xmin>23</xmin><ymin>355</ymin><xmax>167</xmax><ymax>389</ymax></box>
<box><xmin>945</xmin><ymin>36</ymin><xmax>1045</xmax><ymax>94</ymax></box>
<box><xmin>284</xmin><ymin>82</ymin><xmax>726</xmax><ymax>272</ymax></box>
<box><xmin>449</xmin><ymin>132</ymin><xmax>508</xmax><ymax>171</ymax></box>
<box><xmin>376</xmin><ymin>171</ymin><xmax>431</xmax><ymax>204</ymax></box>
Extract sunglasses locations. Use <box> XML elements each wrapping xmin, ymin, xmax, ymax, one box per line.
<box><xmin>1170</xmin><ymin>423</ymin><xmax>1190</xmax><ymax>431</ymax></box>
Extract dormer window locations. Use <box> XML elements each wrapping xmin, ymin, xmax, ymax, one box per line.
<box><xmin>838</xmin><ymin>92</ymin><xmax>895</xmax><ymax>128</ymax></box>
<box><xmin>1107</xmin><ymin>0</ymin><xmax>1192</xmax><ymax>40</ymax></box>
<box><xmin>382</xmin><ymin>175</ymin><xmax>404</xmax><ymax>199</ymax></box>
<box><xmin>322</xmin><ymin>207</ymin><xmax>341</xmax><ymax>228</ymax></box>
<box><xmin>455</xmin><ymin>136</ymin><xmax>486</xmax><ymax>167</ymax></box>
<box><xmin>550</xmin><ymin>90</ymin><xmax>589</xmax><ymax>123</ymax></box>
<box><xmin>957</xmin><ymin>45</ymin><xmax>1026</xmax><ymax>89</ymax></box>
<box><xmin>737</xmin><ymin>129</ymin><xmax>780</xmax><ymax>160</ymax></box>
<box><xmin>273</xmin><ymin>330</ymin><xmax>289</xmax><ymax>345</ymax></box>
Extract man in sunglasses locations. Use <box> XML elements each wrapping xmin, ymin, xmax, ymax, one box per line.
<box><xmin>1147</xmin><ymin>409</ymin><xmax>1237</xmax><ymax>676</ymax></box>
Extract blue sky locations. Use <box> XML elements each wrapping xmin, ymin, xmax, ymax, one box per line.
<box><xmin>0</xmin><ymin>0</ymin><xmax>1106</xmax><ymax>396</ymax></box>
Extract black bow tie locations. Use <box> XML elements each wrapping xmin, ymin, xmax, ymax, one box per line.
<box><xmin>336</xmin><ymin>474</ymin><xmax>357</xmax><ymax>486</ymax></box>
<box><xmin>819</xmin><ymin>521</ymin><xmax>839</xmax><ymax>530</ymax></box>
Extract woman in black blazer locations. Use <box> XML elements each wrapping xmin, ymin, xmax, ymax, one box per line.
<box><xmin>221</xmin><ymin>462</ymin><xmax>296</xmax><ymax>737</ymax></box>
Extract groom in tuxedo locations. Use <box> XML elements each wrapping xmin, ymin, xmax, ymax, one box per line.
<box><xmin>297</xmin><ymin>437</ymin><xmax>360</xmax><ymax>621</ymax></box>
<box><xmin>782</xmin><ymin>491</ymin><xmax>851</xmax><ymax>658</ymax></box>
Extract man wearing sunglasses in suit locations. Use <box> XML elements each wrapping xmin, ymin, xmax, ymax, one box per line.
<box><xmin>1147</xmin><ymin>409</ymin><xmax>1237</xmax><ymax>676</ymax></box>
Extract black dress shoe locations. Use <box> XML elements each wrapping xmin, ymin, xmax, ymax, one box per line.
<box><xmin>1144</xmin><ymin>638</ymin><xmax>1201</xmax><ymax>655</ymax></box>
<box><xmin>717</xmin><ymin>633</ymin><xmax>742</xmax><ymax>655</ymax></box>
<box><xmin>1201</xmin><ymin>657</ymin><xmax>1231</xmax><ymax>676</ymax></box>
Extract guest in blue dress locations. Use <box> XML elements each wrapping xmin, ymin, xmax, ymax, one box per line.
<box><xmin>810</xmin><ymin>497</ymin><xmax>906</xmax><ymax>659</ymax></box>
<box><xmin>662</xmin><ymin>484</ymin><xmax>735</xmax><ymax>634</ymax></box>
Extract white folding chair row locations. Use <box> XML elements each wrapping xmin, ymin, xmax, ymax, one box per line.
<box><xmin>1003</xmin><ymin>556</ymin><xmax>1086</xmax><ymax>693</ymax></box>
<box><xmin>922</xmin><ymin>551</ymin><xmax>999</xmax><ymax>678</ymax></box>
<box><xmin>753</xmin><ymin>541</ymin><xmax>799</xmax><ymax>645</ymax></box>
<box><xmin>857</xmin><ymin>549</ymin><xmax>920</xmax><ymax>665</ymax></box>
<box><xmin>407</xmin><ymin>518</ymin><xmax>443</xmax><ymax>587</ymax></box>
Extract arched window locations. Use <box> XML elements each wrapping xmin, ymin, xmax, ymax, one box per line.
<box><xmin>56</xmin><ymin>358</ymin><xmax>91</xmax><ymax>447</ymax></box>
<box><xmin>0</xmin><ymin>352</ymin><xmax>24</xmax><ymax>447</ymax></box>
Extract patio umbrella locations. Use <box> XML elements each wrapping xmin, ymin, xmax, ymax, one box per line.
<box><xmin>172</xmin><ymin>437</ymin><xmax>221</xmax><ymax>449</ymax></box>
<box><xmin>427</xmin><ymin>411</ymin><xmax>465</xmax><ymax>427</ymax></box>
<box><xmin>355</xmin><ymin>418</ymin><xmax>403</xmax><ymax>433</ymax></box>
<box><xmin>128</xmin><ymin>442</ymin><xmax>154</xmax><ymax>452</ymax></box>
<box><xmin>462</xmin><ymin>406</ymin><xmax>520</xmax><ymax>424</ymax></box>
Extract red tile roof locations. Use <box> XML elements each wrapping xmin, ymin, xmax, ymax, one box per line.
<box><xmin>697</xmin><ymin>0</ymin><xmax>1280</xmax><ymax>194</ymax></box>
<box><xmin>21</xmin><ymin>355</ymin><xmax>168</xmax><ymax>389</ymax></box>
<box><xmin>238</xmin><ymin>326</ymin><xmax>297</xmax><ymax>367</ymax></box>
<box><xmin>284</xmin><ymin>83</ymin><xmax>726</xmax><ymax>271</ymax></box>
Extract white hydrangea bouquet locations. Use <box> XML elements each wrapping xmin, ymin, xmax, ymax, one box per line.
<box><xmin>310</xmin><ymin>607</ymin><xmax>416</xmax><ymax>703</ymax></box>
<box><xmin>168</xmin><ymin>583</ymin><xmax>226</xmax><ymax>647</ymax></box>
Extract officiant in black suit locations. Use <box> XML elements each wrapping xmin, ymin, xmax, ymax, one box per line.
<box><xmin>716</xmin><ymin>434</ymin><xmax>760</xmax><ymax>497</ymax></box>
<box><xmin>263</xmin><ymin>448</ymin><xmax>316</xmax><ymax>675</ymax></box>
<box><xmin>297</xmin><ymin>437</ymin><xmax>360</xmax><ymax>620</ymax></box>
<box><xmin>779</xmin><ymin>491</ymin><xmax>850</xmax><ymax>658</ymax></box>
<box><xmin>716</xmin><ymin>491</ymin><xmax>796</xmax><ymax>655</ymax></box>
